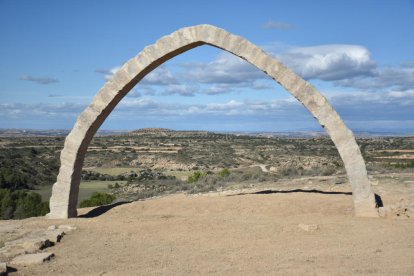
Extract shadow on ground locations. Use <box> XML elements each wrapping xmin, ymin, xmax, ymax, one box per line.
<box><xmin>227</xmin><ymin>189</ymin><xmax>384</xmax><ymax>207</ymax></box>
<box><xmin>227</xmin><ymin>189</ymin><xmax>353</xmax><ymax>197</ymax></box>
<box><xmin>77</xmin><ymin>191</ymin><xmax>384</xmax><ymax>218</ymax></box>
<box><xmin>78</xmin><ymin>201</ymin><xmax>131</xmax><ymax>218</ymax></box>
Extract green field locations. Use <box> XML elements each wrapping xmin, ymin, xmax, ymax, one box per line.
<box><xmin>163</xmin><ymin>170</ymin><xmax>193</xmax><ymax>181</ymax></box>
<box><xmin>34</xmin><ymin>180</ymin><xmax>127</xmax><ymax>206</ymax></box>
<box><xmin>86</xmin><ymin>167</ymin><xmax>137</xmax><ymax>176</ymax></box>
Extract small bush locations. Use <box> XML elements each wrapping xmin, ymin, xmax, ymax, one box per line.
<box><xmin>219</xmin><ymin>168</ymin><xmax>231</xmax><ymax>177</ymax></box>
<box><xmin>79</xmin><ymin>192</ymin><xmax>116</xmax><ymax>208</ymax></box>
<box><xmin>187</xmin><ymin>171</ymin><xmax>207</xmax><ymax>183</ymax></box>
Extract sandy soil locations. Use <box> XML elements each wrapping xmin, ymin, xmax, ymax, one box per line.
<box><xmin>3</xmin><ymin>175</ymin><xmax>414</xmax><ymax>276</ymax></box>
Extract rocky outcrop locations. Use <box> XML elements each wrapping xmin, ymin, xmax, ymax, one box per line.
<box><xmin>0</xmin><ymin>224</ymin><xmax>76</xmax><ymax>269</ymax></box>
<box><xmin>11</xmin><ymin>252</ymin><xmax>55</xmax><ymax>266</ymax></box>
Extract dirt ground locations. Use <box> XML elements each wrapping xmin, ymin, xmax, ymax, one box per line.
<box><xmin>3</xmin><ymin>174</ymin><xmax>414</xmax><ymax>275</ymax></box>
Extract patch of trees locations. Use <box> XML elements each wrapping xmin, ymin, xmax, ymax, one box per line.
<box><xmin>79</xmin><ymin>192</ymin><xmax>116</xmax><ymax>208</ymax></box>
<box><xmin>81</xmin><ymin>170</ymin><xmax>124</xmax><ymax>181</ymax></box>
<box><xmin>0</xmin><ymin>147</ymin><xmax>59</xmax><ymax>187</ymax></box>
<box><xmin>81</xmin><ymin>169</ymin><xmax>175</xmax><ymax>183</ymax></box>
<box><xmin>0</xmin><ymin>169</ymin><xmax>30</xmax><ymax>190</ymax></box>
<box><xmin>0</xmin><ymin>189</ymin><xmax>49</xmax><ymax>219</ymax></box>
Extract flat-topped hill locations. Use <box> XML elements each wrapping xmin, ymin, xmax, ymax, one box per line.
<box><xmin>127</xmin><ymin>128</ymin><xmax>211</xmax><ymax>137</ymax></box>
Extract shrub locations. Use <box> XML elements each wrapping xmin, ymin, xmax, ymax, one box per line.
<box><xmin>79</xmin><ymin>192</ymin><xmax>116</xmax><ymax>208</ymax></box>
<box><xmin>0</xmin><ymin>189</ymin><xmax>49</xmax><ymax>220</ymax></box>
<box><xmin>187</xmin><ymin>171</ymin><xmax>207</xmax><ymax>183</ymax></box>
<box><xmin>219</xmin><ymin>168</ymin><xmax>231</xmax><ymax>177</ymax></box>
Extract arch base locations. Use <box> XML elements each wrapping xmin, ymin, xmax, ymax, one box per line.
<box><xmin>354</xmin><ymin>200</ymin><xmax>379</xmax><ymax>218</ymax></box>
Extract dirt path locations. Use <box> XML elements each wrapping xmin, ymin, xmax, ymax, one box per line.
<box><xmin>4</xmin><ymin>177</ymin><xmax>413</xmax><ymax>276</ymax></box>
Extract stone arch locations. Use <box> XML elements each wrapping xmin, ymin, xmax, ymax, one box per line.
<box><xmin>47</xmin><ymin>24</ymin><xmax>378</xmax><ymax>218</ymax></box>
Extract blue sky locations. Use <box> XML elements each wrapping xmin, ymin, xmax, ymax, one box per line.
<box><xmin>1</xmin><ymin>0</ymin><xmax>413</xmax><ymax>132</ymax></box>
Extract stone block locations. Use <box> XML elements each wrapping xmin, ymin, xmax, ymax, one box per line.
<box><xmin>0</xmin><ymin>262</ymin><xmax>7</xmax><ymax>275</ymax></box>
<box><xmin>298</xmin><ymin>224</ymin><xmax>319</xmax><ymax>232</ymax></box>
<box><xmin>58</xmin><ymin>225</ymin><xmax>77</xmax><ymax>232</ymax></box>
<box><xmin>11</xmin><ymin>252</ymin><xmax>54</xmax><ymax>266</ymax></box>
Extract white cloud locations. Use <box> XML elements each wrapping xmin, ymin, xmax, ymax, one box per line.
<box><xmin>203</xmin><ymin>84</ymin><xmax>234</xmax><ymax>95</ymax></box>
<box><xmin>277</xmin><ymin>44</ymin><xmax>376</xmax><ymax>81</ymax></box>
<box><xmin>207</xmin><ymin>100</ymin><xmax>244</xmax><ymax>111</ymax></box>
<box><xmin>272</xmin><ymin>44</ymin><xmax>414</xmax><ymax>91</ymax></box>
<box><xmin>127</xmin><ymin>90</ymin><xmax>142</xmax><ymax>98</ymax></box>
<box><xmin>94</xmin><ymin>67</ymin><xmax>122</xmax><ymax>81</ymax></box>
<box><xmin>96</xmin><ymin>52</ymin><xmax>273</xmax><ymax>97</ymax></box>
<box><xmin>262</xmin><ymin>20</ymin><xmax>294</xmax><ymax>30</ymax></box>
<box><xmin>335</xmin><ymin>64</ymin><xmax>414</xmax><ymax>91</ymax></box>
<box><xmin>0</xmin><ymin>102</ymin><xmax>86</xmax><ymax>119</ymax></box>
<box><xmin>19</xmin><ymin>75</ymin><xmax>59</xmax><ymax>85</ymax></box>
<box><xmin>118</xmin><ymin>98</ymin><xmax>158</xmax><ymax>109</ymax></box>
<box><xmin>135</xmin><ymin>86</ymin><xmax>156</xmax><ymax>96</ymax></box>
<box><xmin>164</xmin><ymin>84</ymin><xmax>198</xmax><ymax>97</ymax></box>
<box><xmin>141</xmin><ymin>66</ymin><xmax>177</xmax><ymax>85</ymax></box>
<box><xmin>1</xmin><ymin>89</ymin><xmax>414</xmax><ymax>132</ymax></box>
<box><xmin>96</xmin><ymin>65</ymin><xmax>177</xmax><ymax>85</ymax></box>
<box><xmin>96</xmin><ymin>44</ymin><xmax>414</xmax><ymax>98</ymax></box>
<box><xmin>187</xmin><ymin>52</ymin><xmax>265</xmax><ymax>84</ymax></box>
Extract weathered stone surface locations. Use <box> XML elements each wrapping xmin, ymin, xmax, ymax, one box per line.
<box><xmin>0</xmin><ymin>224</ymin><xmax>22</xmax><ymax>234</ymax></box>
<box><xmin>47</xmin><ymin>225</ymin><xmax>57</xmax><ymax>230</ymax></box>
<box><xmin>298</xmin><ymin>224</ymin><xmax>319</xmax><ymax>232</ymax></box>
<box><xmin>11</xmin><ymin>252</ymin><xmax>54</xmax><ymax>266</ymax></box>
<box><xmin>1</xmin><ymin>237</ymin><xmax>50</xmax><ymax>258</ymax></box>
<box><xmin>43</xmin><ymin>229</ymin><xmax>65</xmax><ymax>243</ymax></box>
<box><xmin>378</xmin><ymin>206</ymin><xmax>388</xmax><ymax>217</ymax></box>
<box><xmin>0</xmin><ymin>228</ymin><xmax>65</xmax><ymax>259</ymax></box>
<box><xmin>0</xmin><ymin>262</ymin><xmax>7</xmax><ymax>275</ymax></box>
<box><xmin>47</xmin><ymin>24</ymin><xmax>378</xmax><ymax>219</ymax></box>
<box><xmin>378</xmin><ymin>204</ymin><xmax>411</xmax><ymax>218</ymax></box>
<box><xmin>58</xmin><ymin>225</ymin><xmax>77</xmax><ymax>232</ymax></box>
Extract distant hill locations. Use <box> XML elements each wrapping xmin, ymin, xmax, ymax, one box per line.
<box><xmin>0</xmin><ymin>129</ymin><xmax>70</xmax><ymax>137</ymax></box>
<box><xmin>128</xmin><ymin>128</ymin><xmax>175</xmax><ymax>135</ymax></box>
<box><xmin>127</xmin><ymin>128</ymin><xmax>211</xmax><ymax>137</ymax></box>
<box><xmin>1</xmin><ymin>128</ymin><xmax>412</xmax><ymax>138</ymax></box>
<box><xmin>0</xmin><ymin>129</ymin><xmax>128</xmax><ymax>137</ymax></box>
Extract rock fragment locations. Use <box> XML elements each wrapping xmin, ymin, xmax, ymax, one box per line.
<box><xmin>0</xmin><ymin>262</ymin><xmax>7</xmax><ymax>275</ymax></box>
<box><xmin>58</xmin><ymin>225</ymin><xmax>77</xmax><ymax>232</ymax></box>
<box><xmin>298</xmin><ymin>223</ymin><xmax>319</xmax><ymax>232</ymax></box>
<box><xmin>0</xmin><ymin>229</ymin><xmax>64</xmax><ymax>259</ymax></box>
<box><xmin>11</xmin><ymin>252</ymin><xmax>54</xmax><ymax>266</ymax></box>
<box><xmin>0</xmin><ymin>237</ymin><xmax>51</xmax><ymax>258</ymax></box>
<box><xmin>43</xmin><ymin>229</ymin><xmax>65</xmax><ymax>243</ymax></box>
<box><xmin>378</xmin><ymin>204</ymin><xmax>410</xmax><ymax>218</ymax></box>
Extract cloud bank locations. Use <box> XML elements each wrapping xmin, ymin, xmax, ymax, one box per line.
<box><xmin>262</xmin><ymin>20</ymin><xmax>294</xmax><ymax>30</ymax></box>
<box><xmin>1</xmin><ymin>89</ymin><xmax>413</xmax><ymax>132</ymax></box>
<box><xmin>19</xmin><ymin>75</ymin><xmax>59</xmax><ymax>85</ymax></box>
